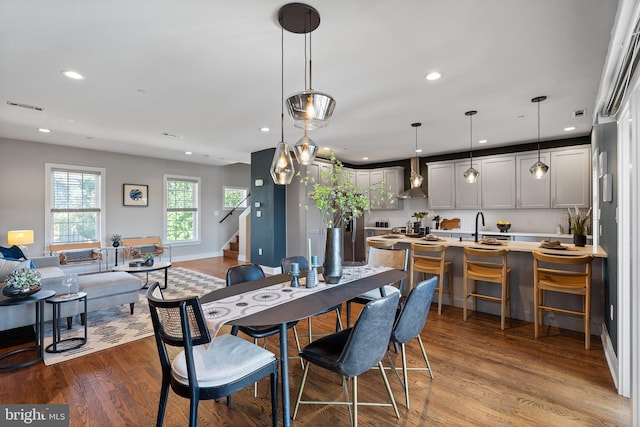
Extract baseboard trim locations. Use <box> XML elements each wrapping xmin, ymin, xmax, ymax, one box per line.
<box><xmin>601</xmin><ymin>322</ymin><xmax>619</xmax><ymax>392</ymax></box>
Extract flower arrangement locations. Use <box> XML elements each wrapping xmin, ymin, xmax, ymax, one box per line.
<box><xmin>300</xmin><ymin>153</ymin><xmax>392</xmax><ymax>228</ymax></box>
<box><xmin>412</xmin><ymin>211</ymin><xmax>429</xmax><ymax>221</ymax></box>
<box><xmin>2</xmin><ymin>268</ymin><xmax>41</xmax><ymax>297</ymax></box>
<box><xmin>111</xmin><ymin>234</ymin><xmax>121</xmax><ymax>247</ymax></box>
<box><xmin>568</xmin><ymin>206</ymin><xmax>592</xmax><ymax>236</ymax></box>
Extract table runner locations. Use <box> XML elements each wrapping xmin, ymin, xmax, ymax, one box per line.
<box><xmin>201</xmin><ymin>265</ymin><xmax>391</xmax><ymax>340</ymax></box>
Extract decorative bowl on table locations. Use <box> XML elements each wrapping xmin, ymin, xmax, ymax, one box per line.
<box><xmin>496</xmin><ymin>222</ymin><xmax>511</xmax><ymax>232</ymax></box>
<box><xmin>2</xmin><ymin>268</ymin><xmax>42</xmax><ymax>298</ymax></box>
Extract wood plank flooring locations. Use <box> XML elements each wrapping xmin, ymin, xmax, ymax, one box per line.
<box><xmin>0</xmin><ymin>257</ymin><xmax>630</xmax><ymax>426</ymax></box>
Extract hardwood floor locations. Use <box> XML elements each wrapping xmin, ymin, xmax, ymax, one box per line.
<box><xmin>0</xmin><ymin>257</ymin><xmax>630</xmax><ymax>426</ymax></box>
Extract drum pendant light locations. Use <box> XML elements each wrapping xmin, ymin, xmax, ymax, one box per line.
<box><xmin>463</xmin><ymin>110</ymin><xmax>479</xmax><ymax>183</ymax></box>
<box><xmin>280</xmin><ymin>3</ymin><xmax>336</xmax><ymax>131</ymax></box>
<box><xmin>270</xmin><ymin>26</ymin><xmax>295</xmax><ymax>185</ymax></box>
<box><xmin>529</xmin><ymin>96</ymin><xmax>549</xmax><ymax>179</ymax></box>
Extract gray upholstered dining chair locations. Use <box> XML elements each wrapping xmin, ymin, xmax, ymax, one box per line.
<box><xmin>385</xmin><ymin>277</ymin><xmax>438</xmax><ymax>409</ymax></box>
<box><xmin>281</xmin><ymin>256</ymin><xmax>343</xmax><ymax>342</ymax></box>
<box><xmin>293</xmin><ymin>292</ymin><xmax>401</xmax><ymax>426</ymax></box>
<box><xmin>146</xmin><ymin>282</ymin><xmax>279</xmax><ymax>427</ymax></box>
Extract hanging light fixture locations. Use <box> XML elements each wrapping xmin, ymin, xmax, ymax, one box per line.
<box><xmin>529</xmin><ymin>95</ymin><xmax>549</xmax><ymax>179</ymax></box>
<box><xmin>463</xmin><ymin>110</ymin><xmax>479</xmax><ymax>183</ymax></box>
<box><xmin>398</xmin><ymin>122</ymin><xmax>427</xmax><ymax>199</ymax></box>
<box><xmin>279</xmin><ymin>3</ymin><xmax>336</xmax><ymax>131</ymax></box>
<box><xmin>270</xmin><ymin>25</ymin><xmax>295</xmax><ymax>185</ymax></box>
<box><xmin>293</xmin><ymin>130</ymin><xmax>318</xmax><ymax>165</ymax></box>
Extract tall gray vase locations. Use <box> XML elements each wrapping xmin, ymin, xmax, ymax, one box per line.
<box><xmin>323</xmin><ymin>227</ymin><xmax>343</xmax><ymax>284</ymax></box>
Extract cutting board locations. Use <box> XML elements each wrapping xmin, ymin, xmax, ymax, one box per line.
<box><xmin>440</xmin><ymin>218</ymin><xmax>460</xmax><ymax>230</ymax></box>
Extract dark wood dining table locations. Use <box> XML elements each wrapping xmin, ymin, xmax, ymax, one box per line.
<box><xmin>199</xmin><ymin>267</ymin><xmax>407</xmax><ymax>427</ymax></box>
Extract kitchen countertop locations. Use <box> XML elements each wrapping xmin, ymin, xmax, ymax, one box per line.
<box><xmin>365</xmin><ymin>227</ymin><xmax>588</xmax><ymax>240</ymax></box>
<box><xmin>366</xmin><ymin>234</ymin><xmax>607</xmax><ymax>257</ymax></box>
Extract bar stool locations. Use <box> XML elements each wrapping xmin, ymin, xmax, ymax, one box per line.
<box><xmin>463</xmin><ymin>247</ymin><xmax>511</xmax><ymax>330</ymax></box>
<box><xmin>532</xmin><ymin>251</ymin><xmax>594</xmax><ymax>349</ymax></box>
<box><xmin>409</xmin><ymin>242</ymin><xmax>453</xmax><ymax>314</ymax></box>
<box><xmin>366</xmin><ymin>239</ymin><xmax>396</xmax><ymax>262</ymax></box>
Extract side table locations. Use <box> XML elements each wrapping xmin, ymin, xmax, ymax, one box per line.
<box><xmin>0</xmin><ymin>290</ymin><xmax>56</xmax><ymax>371</ymax></box>
<box><xmin>46</xmin><ymin>292</ymin><xmax>88</xmax><ymax>353</ymax></box>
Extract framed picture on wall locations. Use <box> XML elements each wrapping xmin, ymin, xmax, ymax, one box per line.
<box><xmin>123</xmin><ymin>184</ymin><xmax>148</xmax><ymax>207</ymax></box>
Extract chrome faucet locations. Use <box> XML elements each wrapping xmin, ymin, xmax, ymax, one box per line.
<box><xmin>475</xmin><ymin>211</ymin><xmax>485</xmax><ymax>242</ymax></box>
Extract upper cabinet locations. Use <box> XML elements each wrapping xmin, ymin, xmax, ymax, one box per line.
<box><xmin>427</xmin><ymin>162</ymin><xmax>455</xmax><ymax>209</ymax></box>
<box><xmin>550</xmin><ymin>147</ymin><xmax>591</xmax><ymax>208</ymax></box>
<box><xmin>516</xmin><ymin>151</ymin><xmax>551</xmax><ymax>208</ymax></box>
<box><xmin>427</xmin><ymin>145</ymin><xmax>591</xmax><ymax>210</ymax></box>
<box><xmin>368</xmin><ymin>167</ymin><xmax>404</xmax><ymax>210</ymax></box>
<box><xmin>481</xmin><ymin>156</ymin><xmax>516</xmax><ymax>209</ymax></box>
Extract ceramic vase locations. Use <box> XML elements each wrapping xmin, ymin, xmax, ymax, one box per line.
<box><xmin>323</xmin><ymin>227</ymin><xmax>343</xmax><ymax>284</ymax></box>
<box><xmin>573</xmin><ymin>234</ymin><xmax>587</xmax><ymax>247</ymax></box>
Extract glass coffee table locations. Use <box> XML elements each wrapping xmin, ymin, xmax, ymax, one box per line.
<box><xmin>113</xmin><ymin>261</ymin><xmax>172</xmax><ymax>289</ymax></box>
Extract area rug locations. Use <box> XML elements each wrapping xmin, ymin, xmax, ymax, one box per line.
<box><xmin>43</xmin><ymin>267</ymin><xmax>225</xmax><ymax>366</ymax></box>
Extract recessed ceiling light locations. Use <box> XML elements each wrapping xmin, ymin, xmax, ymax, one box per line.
<box><xmin>362</xmin><ymin>157</ymin><xmax>369</xmax><ymax>160</ymax></box>
<box><xmin>61</xmin><ymin>70</ymin><xmax>85</xmax><ymax>80</ymax></box>
<box><xmin>564</xmin><ymin>126</ymin><xmax>576</xmax><ymax>131</ymax></box>
<box><xmin>260</xmin><ymin>127</ymin><xmax>270</xmax><ymax>132</ymax></box>
<box><xmin>185</xmin><ymin>151</ymin><xmax>192</xmax><ymax>155</ymax></box>
<box><xmin>38</xmin><ymin>128</ymin><xmax>51</xmax><ymax>133</ymax></box>
<box><xmin>415</xmin><ymin>149</ymin><xmax>422</xmax><ymax>153</ymax></box>
<box><xmin>425</xmin><ymin>72</ymin><xmax>442</xmax><ymax>81</ymax></box>
<box><xmin>323</xmin><ymin>146</ymin><xmax>331</xmax><ymax>151</ymax></box>
<box><xmin>478</xmin><ymin>139</ymin><xmax>487</xmax><ymax>144</ymax></box>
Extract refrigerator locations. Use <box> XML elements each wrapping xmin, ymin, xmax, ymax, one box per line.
<box><xmin>343</xmin><ymin>216</ymin><xmax>365</xmax><ymax>263</ymax></box>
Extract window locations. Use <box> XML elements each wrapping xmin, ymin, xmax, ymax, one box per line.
<box><xmin>45</xmin><ymin>164</ymin><xmax>106</xmax><ymax>244</ymax></box>
<box><xmin>223</xmin><ymin>187</ymin><xmax>248</xmax><ymax>210</ymax></box>
<box><xmin>165</xmin><ymin>175</ymin><xmax>200</xmax><ymax>243</ymax></box>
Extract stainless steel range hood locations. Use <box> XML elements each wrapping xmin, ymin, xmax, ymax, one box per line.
<box><xmin>397</xmin><ymin>157</ymin><xmax>427</xmax><ymax>199</ymax></box>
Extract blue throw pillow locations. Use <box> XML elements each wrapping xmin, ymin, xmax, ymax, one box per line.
<box><xmin>0</xmin><ymin>245</ymin><xmax>26</xmax><ymax>260</ymax></box>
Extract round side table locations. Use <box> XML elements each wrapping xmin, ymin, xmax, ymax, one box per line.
<box><xmin>45</xmin><ymin>291</ymin><xmax>88</xmax><ymax>353</ymax></box>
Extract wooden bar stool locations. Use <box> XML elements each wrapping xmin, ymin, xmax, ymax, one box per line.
<box><xmin>463</xmin><ymin>247</ymin><xmax>511</xmax><ymax>330</ymax></box>
<box><xmin>532</xmin><ymin>251</ymin><xmax>594</xmax><ymax>349</ymax></box>
<box><xmin>409</xmin><ymin>242</ymin><xmax>453</xmax><ymax>315</ymax></box>
<box><xmin>366</xmin><ymin>239</ymin><xmax>396</xmax><ymax>262</ymax></box>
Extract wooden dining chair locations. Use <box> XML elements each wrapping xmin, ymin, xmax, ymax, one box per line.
<box><xmin>463</xmin><ymin>247</ymin><xmax>512</xmax><ymax>330</ymax></box>
<box><xmin>365</xmin><ymin>239</ymin><xmax>395</xmax><ymax>262</ymax></box>
<box><xmin>532</xmin><ymin>251</ymin><xmax>594</xmax><ymax>349</ymax></box>
<box><xmin>409</xmin><ymin>242</ymin><xmax>453</xmax><ymax>315</ymax></box>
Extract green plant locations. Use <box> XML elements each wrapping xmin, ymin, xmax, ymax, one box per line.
<box><xmin>412</xmin><ymin>211</ymin><xmax>429</xmax><ymax>221</ymax></box>
<box><xmin>568</xmin><ymin>206</ymin><xmax>592</xmax><ymax>236</ymax></box>
<box><xmin>300</xmin><ymin>153</ymin><xmax>393</xmax><ymax>228</ymax></box>
<box><xmin>110</xmin><ymin>234</ymin><xmax>121</xmax><ymax>243</ymax></box>
<box><xmin>142</xmin><ymin>252</ymin><xmax>154</xmax><ymax>262</ymax></box>
<box><xmin>4</xmin><ymin>268</ymin><xmax>41</xmax><ymax>289</ymax></box>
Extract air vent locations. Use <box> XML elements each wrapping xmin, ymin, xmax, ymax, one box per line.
<box><xmin>6</xmin><ymin>101</ymin><xmax>44</xmax><ymax>111</ymax></box>
<box><xmin>573</xmin><ymin>109</ymin><xmax>587</xmax><ymax>118</ymax></box>
<box><xmin>161</xmin><ymin>132</ymin><xmax>183</xmax><ymax>140</ymax></box>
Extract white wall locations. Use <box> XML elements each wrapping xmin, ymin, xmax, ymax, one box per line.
<box><xmin>0</xmin><ymin>137</ymin><xmax>250</xmax><ymax>260</ymax></box>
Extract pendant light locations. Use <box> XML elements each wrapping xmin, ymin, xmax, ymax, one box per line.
<box><xmin>529</xmin><ymin>96</ymin><xmax>549</xmax><ymax>179</ymax></box>
<box><xmin>398</xmin><ymin>122</ymin><xmax>427</xmax><ymax>199</ymax></box>
<box><xmin>279</xmin><ymin>3</ymin><xmax>336</xmax><ymax>131</ymax></box>
<box><xmin>463</xmin><ymin>110</ymin><xmax>479</xmax><ymax>183</ymax></box>
<box><xmin>270</xmin><ymin>25</ymin><xmax>295</xmax><ymax>185</ymax></box>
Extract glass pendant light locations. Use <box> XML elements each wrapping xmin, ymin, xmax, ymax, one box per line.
<box><xmin>293</xmin><ymin>130</ymin><xmax>318</xmax><ymax>165</ymax></box>
<box><xmin>464</xmin><ymin>110</ymin><xmax>479</xmax><ymax>183</ymax></box>
<box><xmin>280</xmin><ymin>3</ymin><xmax>336</xmax><ymax>131</ymax></box>
<box><xmin>270</xmin><ymin>26</ymin><xmax>295</xmax><ymax>185</ymax></box>
<box><xmin>398</xmin><ymin>122</ymin><xmax>427</xmax><ymax>199</ymax></box>
<box><xmin>529</xmin><ymin>96</ymin><xmax>549</xmax><ymax>179</ymax></box>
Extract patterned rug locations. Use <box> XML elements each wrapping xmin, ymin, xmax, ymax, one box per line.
<box><xmin>43</xmin><ymin>267</ymin><xmax>225</xmax><ymax>366</ymax></box>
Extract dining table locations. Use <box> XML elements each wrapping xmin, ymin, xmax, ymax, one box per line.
<box><xmin>199</xmin><ymin>266</ymin><xmax>407</xmax><ymax>427</ymax></box>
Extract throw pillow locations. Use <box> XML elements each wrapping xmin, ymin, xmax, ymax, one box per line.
<box><xmin>0</xmin><ymin>245</ymin><xmax>27</xmax><ymax>260</ymax></box>
<box><xmin>0</xmin><ymin>259</ymin><xmax>31</xmax><ymax>282</ymax></box>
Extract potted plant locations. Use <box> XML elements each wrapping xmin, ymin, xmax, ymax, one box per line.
<box><xmin>412</xmin><ymin>211</ymin><xmax>429</xmax><ymax>234</ymax></box>
<box><xmin>142</xmin><ymin>252</ymin><xmax>154</xmax><ymax>267</ymax></box>
<box><xmin>568</xmin><ymin>206</ymin><xmax>592</xmax><ymax>247</ymax></box>
<box><xmin>111</xmin><ymin>234</ymin><xmax>122</xmax><ymax>248</ymax></box>
<box><xmin>301</xmin><ymin>153</ymin><xmax>392</xmax><ymax>283</ymax></box>
<box><xmin>2</xmin><ymin>268</ymin><xmax>42</xmax><ymax>298</ymax></box>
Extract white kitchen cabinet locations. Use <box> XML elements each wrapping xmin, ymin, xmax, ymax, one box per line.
<box><xmin>516</xmin><ymin>151</ymin><xmax>551</xmax><ymax>208</ymax></box>
<box><xmin>355</xmin><ymin>170</ymin><xmax>371</xmax><ymax>209</ymax></box>
<box><xmin>369</xmin><ymin>167</ymin><xmax>404</xmax><ymax>210</ymax></box>
<box><xmin>550</xmin><ymin>147</ymin><xmax>591</xmax><ymax>208</ymax></box>
<box><xmin>455</xmin><ymin>160</ymin><xmax>481</xmax><ymax>209</ymax></box>
<box><xmin>481</xmin><ymin>156</ymin><xmax>516</xmax><ymax>209</ymax></box>
<box><xmin>427</xmin><ymin>162</ymin><xmax>455</xmax><ymax>209</ymax></box>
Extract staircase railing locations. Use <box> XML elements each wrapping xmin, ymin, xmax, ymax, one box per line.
<box><xmin>219</xmin><ymin>193</ymin><xmax>251</xmax><ymax>223</ymax></box>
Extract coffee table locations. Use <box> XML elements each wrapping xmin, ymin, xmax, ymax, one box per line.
<box><xmin>113</xmin><ymin>261</ymin><xmax>171</xmax><ymax>289</ymax></box>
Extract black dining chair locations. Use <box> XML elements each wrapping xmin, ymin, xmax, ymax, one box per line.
<box><xmin>146</xmin><ymin>282</ymin><xmax>279</xmax><ymax>427</ymax></box>
<box><xmin>386</xmin><ymin>276</ymin><xmax>438</xmax><ymax>409</ymax></box>
<box><xmin>281</xmin><ymin>256</ymin><xmax>343</xmax><ymax>342</ymax></box>
<box><xmin>293</xmin><ymin>292</ymin><xmax>401</xmax><ymax>426</ymax></box>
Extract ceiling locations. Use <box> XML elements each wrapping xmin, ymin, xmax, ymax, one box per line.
<box><xmin>0</xmin><ymin>0</ymin><xmax>619</xmax><ymax>167</ymax></box>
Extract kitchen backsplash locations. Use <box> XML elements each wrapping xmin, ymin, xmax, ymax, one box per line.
<box><xmin>365</xmin><ymin>198</ymin><xmax>574</xmax><ymax>234</ymax></box>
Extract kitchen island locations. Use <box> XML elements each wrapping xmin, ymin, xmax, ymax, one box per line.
<box><xmin>367</xmin><ymin>234</ymin><xmax>606</xmax><ymax>336</ymax></box>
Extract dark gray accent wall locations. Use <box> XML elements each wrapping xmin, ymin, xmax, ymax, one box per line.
<box><xmin>250</xmin><ymin>149</ymin><xmax>286</xmax><ymax>268</ymax></box>
<box><xmin>593</xmin><ymin>123</ymin><xmax>618</xmax><ymax>353</ymax></box>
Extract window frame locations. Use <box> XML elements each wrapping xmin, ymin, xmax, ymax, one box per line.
<box><xmin>164</xmin><ymin>174</ymin><xmax>201</xmax><ymax>244</ymax></box>
<box><xmin>223</xmin><ymin>186</ymin><xmax>249</xmax><ymax>210</ymax></box>
<box><xmin>45</xmin><ymin>163</ymin><xmax>107</xmax><ymax>246</ymax></box>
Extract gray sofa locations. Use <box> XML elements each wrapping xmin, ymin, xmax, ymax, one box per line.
<box><xmin>0</xmin><ymin>256</ymin><xmax>142</xmax><ymax>332</ymax></box>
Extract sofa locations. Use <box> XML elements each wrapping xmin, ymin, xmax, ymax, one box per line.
<box><xmin>0</xmin><ymin>256</ymin><xmax>142</xmax><ymax>332</ymax></box>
